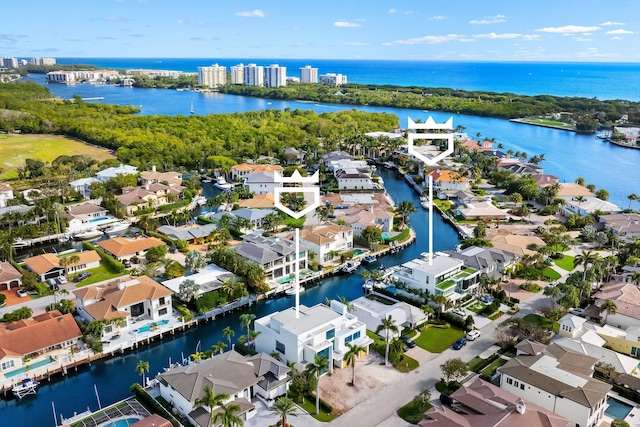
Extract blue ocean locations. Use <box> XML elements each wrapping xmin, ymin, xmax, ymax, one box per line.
<box><xmin>57</xmin><ymin>58</ymin><xmax>640</xmax><ymax>101</ymax></box>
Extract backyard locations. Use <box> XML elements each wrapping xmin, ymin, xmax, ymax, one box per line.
<box><xmin>414</xmin><ymin>325</ymin><xmax>466</xmax><ymax>353</ymax></box>
<box><xmin>74</xmin><ymin>261</ymin><xmax>128</xmax><ymax>287</ymax></box>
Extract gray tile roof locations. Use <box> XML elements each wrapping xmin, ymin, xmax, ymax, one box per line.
<box><xmin>446</xmin><ymin>246</ymin><xmax>518</xmax><ymax>270</ymax></box>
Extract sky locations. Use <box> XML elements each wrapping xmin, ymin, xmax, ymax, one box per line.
<box><xmin>3</xmin><ymin>0</ymin><xmax>640</xmax><ymax>61</ymax></box>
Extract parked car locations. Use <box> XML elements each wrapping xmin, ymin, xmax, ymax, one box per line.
<box><xmin>466</xmin><ymin>330</ymin><xmax>481</xmax><ymax>341</ymax></box>
<box><xmin>569</xmin><ymin>307</ymin><xmax>585</xmax><ymax>317</ymax></box>
<box><xmin>450</xmin><ymin>309</ymin><xmax>466</xmax><ymax>318</ymax></box>
<box><xmin>508</xmin><ymin>305</ymin><xmax>520</xmax><ymax>315</ymax></box>
<box><xmin>400</xmin><ymin>335</ymin><xmax>417</xmax><ymax>349</ymax></box>
<box><xmin>17</xmin><ymin>289</ymin><xmax>28</xmax><ymax>298</ymax></box>
<box><xmin>452</xmin><ymin>338</ymin><xmax>467</xmax><ymax>350</ymax></box>
<box><xmin>76</xmin><ymin>272</ymin><xmax>91</xmax><ymax>282</ymax></box>
<box><xmin>57</xmin><ymin>276</ymin><xmax>67</xmax><ymax>285</ymax></box>
<box><xmin>478</xmin><ymin>295</ymin><xmax>492</xmax><ymax>304</ymax></box>
<box><xmin>131</xmin><ymin>256</ymin><xmax>140</xmax><ymax>264</ymax></box>
<box><xmin>123</xmin><ymin>259</ymin><xmax>132</xmax><ymax>268</ymax></box>
<box><xmin>46</xmin><ymin>278</ymin><xmax>58</xmax><ymax>289</ymax></box>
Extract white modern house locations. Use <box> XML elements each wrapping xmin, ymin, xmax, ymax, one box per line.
<box><xmin>498</xmin><ymin>341</ymin><xmax>611</xmax><ymax>427</ymax></box>
<box><xmin>232</xmin><ymin>234</ymin><xmax>309</xmax><ymax>283</ymax></box>
<box><xmin>0</xmin><ymin>182</ymin><xmax>14</xmax><ymax>208</ymax></box>
<box><xmin>351</xmin><ymin>295</ymin><xmax>427</xmax><ymax>331</ymax></box>
<box><xmin>243</xmin><ymin>172</ymin><xmax>278</xmax><ymax>195</ymax></box>
<box><xmin>255</xmin><ymin>301</ymin><xmax>373</xmax><ymax>371</ymax></box>
<box><xmin>69</xmin><ymin>177</ymin><xmax>100</xmax><ymax>200</ymax></box>
<box><xmin>393</xmin><ymin>252</ymin><xmax>480</xmax><ymax>299</ymax></box>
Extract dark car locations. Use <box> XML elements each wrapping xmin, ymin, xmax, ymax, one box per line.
<box><xmin>76</xmin><ymin>272</ymin><xmax>91</xmax><ymax>282</ymax></box>
<box><xmin>452</xmin><ymin>338</ymin><xmax>467</xmax><ymax>350</ymax></box>
<box><xmin>123</xmin><ymin>259</ymin><xmax>132</xmax><ymax>268</ymax></box>
<box><xmin>400</xmin><ymin>335</ymin><xmax>417</xmax><ymax>349</ymax></box>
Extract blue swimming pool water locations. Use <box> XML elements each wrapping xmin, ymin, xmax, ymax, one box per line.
<box><xmin>605</xmin><ymin>397</ymin><xmax>633</xmax><ymax>420</ymax></box>
<box><xmin>99</xmin><ymin>417</ymin><xmax>140</xmax><ymax>427</ymax></box>
<box><xmin>89</xmin><ymin>217</ymin><xmax>108</xmax><ymax>223</ymax></box>
<box><xmin>134</xmin><ymin>319</ymin><xmax>169</xmax><ymax>333</ymax></box>
<box><xmin>5</xmin><ymin>356</ymin><xmax>54</xmax><ymax>378</ymax></box>
<box><xmin>381</xmin><ymin>232</ymin><xmax>392</xmax><ymax>239</ymax></box>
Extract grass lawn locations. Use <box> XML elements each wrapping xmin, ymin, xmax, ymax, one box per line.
<box><xmin>554</xmin><ymin>255</ymin><xmax>575</xmax><ymax>271</ymax></box>
<box><xmin>74</xmin><ymin>262</ymin><xmax>128</xmax><ymax>287</ymax></box>
<box><xmin>523</xmin><ymin>313</ymin><xmax>560</xmax><ymax>333</ymax></box>
<box><xmin>519</xmin><ymin>118</ymin><xmax>576</xmax><ymax>130</ymax></box>
<box><xmin>543</xmin><ymin>268</ymin><xmax>561</xmax><ymax>281</ymax></box>
<box><xmin>293</xmin><ymin>396</ymin><xmax>334</xmax><ymax>422</ymax></box>
<box><xmin>468</xmin><ymin>356</ymin><xmax>486</xmax><ymax>372</ymax></box>
<box><xmin>282</xmin><ymin>216</ymin><xmax>306</xmax><ymax>228</ymax></box>
<box><xmin>395</xmin><ymin>354</ymin><xmax>419</xmax><ymax>372</ymax></box>
<box><xmin>466</xmin><ymin>301</ymin><xmax>486</xmax><ymax>313</ymax></box>
<box><xmin>415</xmin><ymin>325</ymin><xmax>465</xmax><ymax>353</ymax></box>
<box><xmin>397</xmin><ymin>399</ymin><xmax>432</xmax><ymax>424</ymax></box>
<box><xmin>0</xmin><ymin>134</ymin><xmax>115</xmax><ymax>179</ymax></box>
<box><xmin>481</xmin><ymin>358</ymin><xmax>508</xmax><ymax>377</ymax></box>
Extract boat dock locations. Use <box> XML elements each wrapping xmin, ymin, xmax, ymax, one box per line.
<box><xmin>13</xmin><ymin>232</ymin><xmax>71</xmax><ymax>248</ymax></box>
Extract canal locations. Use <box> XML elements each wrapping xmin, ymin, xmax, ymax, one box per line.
<box><xmin>0</xmin><ymin>168</ymin><xmax>460</xmax><ymax>427</ymax></box>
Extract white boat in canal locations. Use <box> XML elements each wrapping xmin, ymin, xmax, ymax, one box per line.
<box><xmin>420</xmin><ymin>196</ymin><xmax>430</xmax><ymax>209</ymax></box>
<box><xmin>214</xmin><ymin>177</ymin><xmax>233</xmax><ymax>190</ymax></box>
<box><xmin>104</xmin><ymin>221</ymin><xmax>130</xmax><ymax>235</ymax></box>
<box><xmin>12</xmin><ymin>238</ymin><xmax>30</xmax><ymax>249</ymax></box>
<box><xmin>342</xmin><ymin>260</ymin><xmax>361</xmax><ymax>273</ymax></box>
<box><xmin>285</xmin><ymin>286</ymin><xmax>305</xmax><ymax>296</ymax></box>
<box><xmin>73</xmin><ymin>228</ymin><xmax>103</xmax><ymax>240</ymax></box>
<box><xmin>12</xmin><ymin>378</ymin><xmax>39</xmax><ymax>399</ymax></box>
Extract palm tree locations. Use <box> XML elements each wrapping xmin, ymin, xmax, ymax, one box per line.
<box><xmin>433</xmin><ymin>294</ymin><xmax>448</xmax><ymax>320</ymax></box>
<box><xmin>396</xmin><ymin>200</ymin><xmax>416</xmax><ymax>230</ymax></box>
<box><xmin>344</xmin><ymin>342</ymin><xmax>366</xmax><ymax>385</ymax></box>
<box><xmin>212</xmin><ymin>341</ymin><xmax>227</xmax><ymax>355</ymax></box>
<box><xmin>627</xmin><ymin>193</ymin><xmax>639</xmax><ymax>210</ymax></box>
<box><xmin>194</xmin><ymin>385</ymin><xmax>235</xmax><ymax>427</ymax></box>
<box><xmin>543</xmin><ymin>285</ymin><xmax>561</xmax><ymax>310</ymax></box>
<box><xmin>574</xmin><ymin>195</ymin><xmax>586</xmax><ymax>214</ymax></box>
<box><xmin>135</xmin><ymin>360</ymin><xmax>150</xmax><ymax>387</ymax></box>
<box><xmin>574</xmin><ymin>250</ymin><xmax>597</xmax><ymax>281</ymax></box>
<box><xmin>222</xmin><ymin>326</ymin><xmax>235</xmax><ymax>348</ymax></box>
<box><xmin>375</xmin><ymin>315</ymin><xmax>398</xmax><ymax>367</ymax></box>
<box><xmin>270</xmin><ymin>396</ymin><xmax>298</xmax><ymax>427</ymax></box>
<box><xmin>338</xmin><ymin>295</ymin><xmax>354</xmax><ymax>312</ymax></box>
<box><xmin>600</xmin><ymin>299</ymin><xmax>618</xmax><ymax>324</ymax></box>
<box><xmin>239</xmin><ymin>313</ymin><xmax>256</xmax><ymax>349</ymax></box>
<box><xmin>306</xmin><ymin>354</ymin><xmax>330</xmax><ymax>415</ymax></box>
<box><xmin>421</xmin><ymin>304</ymin><xmax>435</xmax><ymax>322</ymax></box>
<box><xmin>519</xmin><ymin>203</ymin><xmax>531</xmax><ymax>222</ymax></box>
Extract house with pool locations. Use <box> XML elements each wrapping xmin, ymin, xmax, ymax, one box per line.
<box><xmin>23</xmin><ymin>251</ymin><xmax>101</xmax><ymax>282</ymax></box>
<box><xmin>63</xmin><ymin>202</ymin><xmax>111</xmax><ymax>233</ymax></box>
<box><xmin>254</xmin><ymin>300</ymin><xmax>372</xmax><ymax>372</ymax></box>
<box><xmin>73</xmin><ymin>275</ymin><xmax>173</xmax><ymax>336</ymax></box>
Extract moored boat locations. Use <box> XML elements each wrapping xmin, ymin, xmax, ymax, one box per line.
<box><xmin>12</xmin><ymin>238</ymin><xmax>30</xmax><ymax>249</ymax></box>
<box><xmin>12</xmin><ymin>378</ymin><xmax>39</xmax><ymax>399</ymax></box>
<box><xmin>73</xmin><ymin>228</ymin><xmax>103</xmax><ymax>240</ymax></box>
<box><xmin>420</xmin><ymin>196</ymin><xmax>430</xmax><ymax>209</ymax></box>
<box><xmin>285</xmin><ymin>286</ymin><xmax>305</xmax><ymax>295</ymax></box>
<box><xmin>342</xmin><ymin>260</ymin><xmax>361</xmax><ymax>273</ymax></box>
<box><xmin>362</xmin><ymin>255</ymin><xmax>376</xmax><ymax>264</ymax></box>
<box><xmin>214</xmin><ymin>177</ymin><xmax>233</xmax><ymax>190</ymax></box>
<box><xmin>104</xmin><ymin>221</ymin><xmax>130</xmax><ymax>235</ymax></box>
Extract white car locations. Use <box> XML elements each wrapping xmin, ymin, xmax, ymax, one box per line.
<box><xmin>57</xmin><ymin>276</ymin><xmax>67</xmax><ymax>285</ymax></box>
<box><xmin>17</xmin><ymin>289</ymin><xmax>28</xmax><ymax>298</ymax></box>
<box><xmin>466</xmin><ymin>330</ymin><xmax>481</xmax><ymax>341</ymax></box>
<box><xmin>569</xmin><ymin>308</ymin><xmax>585</xmax><ymax>317</ymax></box>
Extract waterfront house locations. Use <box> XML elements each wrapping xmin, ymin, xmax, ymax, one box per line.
<box><xmin>421</xmin><ymin>378</ymin><xmax>570</xmax><ymax>427</ymax></box>
<box><xmin>335</xmin><ymin>167</ymin><xmax>376</xmax><ymax>190</ymax></box>
<box><xmin>423</xmin><ymin>169</ymin><xmax>470</xmax><ymax>192</ymax></box>
<box><xmin>457</xmin><ymin>138</ymin><xmax>495</xmax><ymax>153</ymax></box>
<box><xmin>322</xmin><ymin>151</ymin><xmax>354</xmax><ymax>166</ymax></box>
<box><xmin>351</xmin><ymin>295</ymin><xmax>427</xmax><ymax>332</ymax></box>
<box><xmin>283</xmin><ymin>223</ymin><xmax>354</xmax><ymax>263</ymax></box>
<box><xmin>341</xmin><ymin>206</ymin><xmax>394</xmax><ymax>236</ymax></box>
<box><xmin>531</xmin><ymin>173</ymin><xmax>559</xmax><ymax>188</ymax></box>
<box><xmin>139</xmin><ymin>165</ymin><xmax>182</xmax><ymax>188</ymax></box>
<box><xmin>0</xmin><ymin>311</ymin><xmax>82</xmax><ymax>377</ymax></box>
<box><xmin>0</xmin><ymin>261</ymin><xmax>22</xmax><ymax>291</ymax></box>
<box><xmin>74</xmin><ymin>275</ymin><xmax>173</xmax><ymax>332</ymax></box>
<box><xmin>560</xmin><ymin>195</ymin><xmax>622</xmax><ymax>217</ymax></box>
<box><xmin>0</xmin><ymin>182</ymin><xmax>14</xmax><ymax>208</ymax></box>
<box><xmin>64</xmin><ymin>202</ymin><xmax>110</xmax><ymax>233</ymax></box>
<box><xmin>157</xmin><ymin>350</ymin><xmax>290</xmax><ymax>427</ymax></box>
<box><xmin>599</xmin><ymin>213</ymin><xmax>640</xmax><ymax>241</ymax></box>
<box><xmin>157</xmin><ymin>223</ymin><xmax>217</xmax><ymax>244</ymax></box>
<box><xmin>498</xmin><ymin>341</ymin><xmax>610</xmax><ymax>427</ymax></box>
<box><xmin>23</xmin><ymin>251</ymin><xmax>100</xmax><ymax>282</ymax></box>
<box><xmin>161</xmin><ymin>264</ymin><xmax>236</xmax><ymax>297</ymax></box>
<box><xmin>283</xmin><ymin>147</ymin><xmax>305</xmax><ymax>165</ymax></box>
<box><xmin>69</xmin><ymin>177</ymin><xmax>100</xmax><ymax>200</ymax></box>
<box><xmin>445</xmin><ymin>245</ymin><xmax>518</xmax><ymax>280</ymax></box>
<box><xmin>237</xmin><ymin>193</ymin><xmax>275</xmax><ymax>209</ymax></box>
<box><xmin>490</xmin><ymin>234</ymin><xmax>546</xmax><ymax>257</ymax></box>
<box><xmin>455</xmin><ymin>199</ymin><xmax>508</xmax><ymax>221</ymax></box>
<box><xmin>230</xmin><ymin>163</ymin><xmax>283</xmax><ymax>182</ymax></box>
<box><xmin>209</xmin><ymin>208</ymin><xmax>278</xmax><ymax>230</ymax></box>
<box><xmin>97</xmin><ymin>237</ymin><xmax>165</xmax><ymax>262</ymax></box>
<box><xmin>501</xmin><ymin>162</ymin><xmax>544</xmax><ymax>175</ymax></box>
<box><xmin>242</xmin><ymin>171</ymin><xmax>278</xmax><ymax>195</ymax></box>
<box><xmin>587</xmin><ymin>281</ymin><xmax>640</xmax><ymax>329</ymax></box>
<box><xmin>95</xmin><ymin>164</ymin><xmax>138</xmax><ymax>183</ymax></box>
<box><xmin>392</xmin><ymin>252</ymin><xmax>480</xmax><ymax>299</ymax></box>
<box><xmin>255</xmin><ymin>301</ymin><xmax>372</xmax><ymax>371</ymax></box>
<box><xmin>232</xmin><ymin>233</ymin><xmax>308</xmax><ymax>283</ymax></box>
<box><xmin>116</xmin><ymin>182</ymin><xmax>184</xmax><ymax>217</ymax></box>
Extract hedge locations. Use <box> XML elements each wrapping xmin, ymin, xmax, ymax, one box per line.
<box><xmin>197</xmin><ymin>215</ymin><xmax>215</xmax><ymax>224</ymax></box>
<box><xmin>147</xmin><ymin>230</ymin><xmax>174</xmax><ymax>245</ymax></box>
<box><xmin>130</xmin><ymin>383</ymin><xmax>180</xmax><ymax>427</ymax></box>
<box><xmin>83</xmin><ymin>241</ymin><xmax>126</xmax><ymax>273</ymax></box>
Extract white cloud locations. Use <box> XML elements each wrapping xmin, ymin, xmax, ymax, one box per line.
<box><xmin>235</xmin><ymin>9</ymin><xmax>266</xmax><ymax>18</ymax></box>
<box><xmin>610</xmin><ymin>36</ymin><xmax>622</xmax><ymax>40</ymax></box>
<box><xmin>388</xmin><ymin>34</ymin><xmax>463</xmax><ymax>45</ymax></box>
<box><xmin>403</xmin><ymin>11</ymin><xmax>415</xmax><ymax>14</ymax></box>
<box><xmin>474</xmin><ymin>32</ymin><xmax>522</xmax><ymax>39</ymax></box>
<box><xmin>575</xmin><ymin>37</ymin><xmax>593</xmax><ymax>42</ymax></box>
<box><xmin>428</xmin><ymin>16</ymin><xmax>445</xmax><ymax>21</ymax></box>
<box><xmin>601</xmin><ymin>21</ymin><xmax>625</xmax><ymax>26</ymax></box>
<box><xmin>522</xmin><ymin>34</ymin><xmax>541</xmax><ymax>40</ymax></box>
<box><xmin>176</xmin><ymin>19</ymin><xmax>185</xmax><ymax>25</ymax></box>
<box><xmin>536</xmin><ymin>25</ymin><xmax>600</xmax><ymax>33</ymax></box>
<box><xmin>459</xmin><ymin>38</ymin><xmax>476</xmax><ymax>43</ymax></box>
<box><xmin>606</xmin><ymin>29</ymin><xmax>634</xmax><ymax>35</ymax></box>
<box><xmin>334</xmin><ymin>21</ymin><xmax>362</xmax><ymax>28</ymax></box>
<box><xmin>469</xmin><ymin>14</ymin><xmax>506</xmax><ymax>25</ymax></box>
<box><xmin>388</xmin><ymin>8</ymin><xmax>397</xmax><ymax>14</ymax></box>
<box><xmin>344</xmin><ymin>41</ymin><xmax>370</xmax><ymax>46</ymax></box>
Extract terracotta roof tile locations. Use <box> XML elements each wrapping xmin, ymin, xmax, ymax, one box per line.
<box><xmin>0</xmin><ymin>311</ymin><xmax>81</xmax><ymax>356</ymax></box>
<box><xmin>98</xmin><ymin>237</ymin><xmax>165</xmax><ymax>257</ymax></box>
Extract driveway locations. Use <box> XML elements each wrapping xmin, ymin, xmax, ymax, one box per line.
<box><xmin>245</xmin><ymin>398</ymin><xmax>320</xmax><ymax>427</ymax></box>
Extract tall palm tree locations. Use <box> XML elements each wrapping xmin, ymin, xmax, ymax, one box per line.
<box><xmin>375</xmin><ymin>315</ymin><xmax>398</xmax><ymax>367</ymax></box>
<box><xmin>574</xmin><ymin>250</ymin><xmax>597</xmax><ymax>281</ymax></box>
<box><xmin>135</xmin><ymin>360</ymin><xmax>150</xmax><ymax>387</ymax></box>
<box><xmin>213</xmin><ymin>403</ymin><xmax>243</xmax><ymax>427</ymax></box>
<box><xmin>222</xmin><ymin>326</ymin><xmax>235</xmax><ymax>348</ymax></box>
<box><xmin>344</xmin><ymin>342</ymin><xmax>366</xmax><ymax>385</ymax></box>
<box><xmin>600</xmin><ymin>300</ymin><xmax>618</xmax><ymax>324</ymax></box>
<box><xmin>270</xmin><ymin>396</ymin><xmax>298</xmax><ymax>427</ymax></box>
<box><xmin>627</xmin><ymin>193</ymin><xmax>639</xmax><ymax>210</ymax></box>
<box><xmin>574</xmin><ymin>195</ymin><xmax>586</xmax><ymax>214</ymax></box>
<box><xmin>306</xmin><ymin>354</ymin><xmax>330</xmax><ymax>415</ymax></box>
<box><xmin>543</xmin><ymin>285</ymin><xmax>561</xmax><ymax>310</ymax></box>
<box><xmin>433</xmin><ymin>294</ymin><xmax>448</xmax><ymax>320</ymax></box>
<box><xmin>396</xmin><ymin>200</ymin><xmax>416</xmax><ymax>230</ymax></box>
<box><xmin>239</xmin><ymin>313</ymin><xmax>256</xmax><ymax>349</ymax></box>
<box><xmin>194</xmin><ymin>385</ymin><xmax>233</xmax><ymax>427</ymax></box>
<box><xmin>338</xmin><ymin>295</ymin><xmax>354</xmax><ymax>312</ymax></box>
<box><xmin>212</xmin><ymin>341</ymin><xmax>228</xmax><ymax>355</ymax></box>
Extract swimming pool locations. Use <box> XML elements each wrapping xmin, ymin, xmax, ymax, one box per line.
<box><xmin>133</xmin><ymin>319</ymin><xmax>169</xmax><ymax>334</ymax></box>
<box><xmin>353</xmin><ymin>249</ymin><xmax>365</xmax><ymax>256</ymax></box>
<box><xmin>89</xmin><ymin>217</ymin><xmax>108</xmax><ymax>223</ymax></box>
<box><xmin>99</xmin><ymin>417</ymin><xmax>141</xmax><ymax>427</ymax></box>
<box><xmin>5</xmin><ymin>356</ymin><xmax>54</xmax><ymax>378</ymax></box>
<box><xmin>605</xmin><ymin>396</ymin><xmax>633</xmax><ymax>420</ymax></box>
<box><xmin>382</xmin><ymin>232</ymin><xmax>392</xmax><ymax>240</ymax></box>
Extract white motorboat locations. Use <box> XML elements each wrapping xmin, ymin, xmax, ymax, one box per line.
<box><xmin>104</xmin><ymin>221</ymin><xmax>130</xmax><ymax>235</ymax></box>
<box><xmin>363</xmin><ymin>279</ymin><xmax>374</xmax><ymax>291</ymax></box>
<box><xmin>362</xmin><ymin>255</ymin><xmax>376</xmax><ymax>264</ymax></box>
<box><xmin>342</xmin><ymin>260</ymin><xmax>361</xmax><ymax>273</ymax></box>
<box><xmin>213</xmin><ymin>177</ymin><xmax>233</xmax><ymax>190</ymax></box>
<box><xmin>73</xmin><ymin>229</ymin><xmax>103</xmax><ymax>240</ymax></box>
<box><xmin>13</xmin><ymin>378</ymin><xmax>39</xmax><ymax>399</ymax></box>
<box><xmin>194</xmin><ymin>196</ymin><xmax>206</xmax><ymax>206</ymax></box>
<box><xmin>285</xmin><ymin>286</ymin><xmax>305</xmax><ymax>296</ymax></box>
<box><xmin>12</xmin><ymin>238</ymin><xmax>30</xmax><ymax>249</ymax></box>
<box><xmin>420</xmin><ymin>196</ymin><xmax>430</xmax><ymax>209</ymax></box>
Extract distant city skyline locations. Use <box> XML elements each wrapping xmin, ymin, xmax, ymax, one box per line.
<box><xmin>3</xmin><ymin>0</ymin><xmax>639</xmax><ymax>62</ymax></box>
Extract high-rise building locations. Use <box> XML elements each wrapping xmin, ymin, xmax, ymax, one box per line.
<box><xmin>231</xmin><ymin>63</ymin><xmax>245</xmax><ymax>85</ymax></box>
<box><xmin>299</xmin><ymin>65</ymin><xmax>318</xmax><ymax>83</ymax></box>
<box><xmin>243</xmin><ymin>63</ymin><xmax>264</xmax><ymax>87</ymax></box>
<box><xmin>320</xmin><ymin>73</ymin><xmax>348</xmax><ymax>86</ymax></box>
<box><xmin>31</xmin><ymin>57</ymin><xmax>56</xmax><ymax>66</ymax></box>
<box><xmin>197</xmin><ymin>64</ymin><xmax>227</xmax><ymax>88</ymax></box>
<box><xmin>1</xmin><ymin>57</ymin><xmax>18</xmax><ymax>68</ymax></box>
<box><xmin>265</xmin><ymin>64</ymin><xmax>287</xmax><ymax>88</ymax></box>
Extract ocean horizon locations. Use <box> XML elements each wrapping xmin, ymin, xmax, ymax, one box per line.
<box><xmin>56</xmin><ymin>57</ymin><xmax>640</xmax><ymax>101</ymax></box>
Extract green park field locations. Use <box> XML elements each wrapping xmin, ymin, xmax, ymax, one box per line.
<box><xmin>0</xmin><ymin>134</ymin><xmax>115</xmax><ymax>179</ymax></box>
<box><xmin>515</xmin><ymin>118</ymin><xmax>576</xmax><ymax>131</ymax></box>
